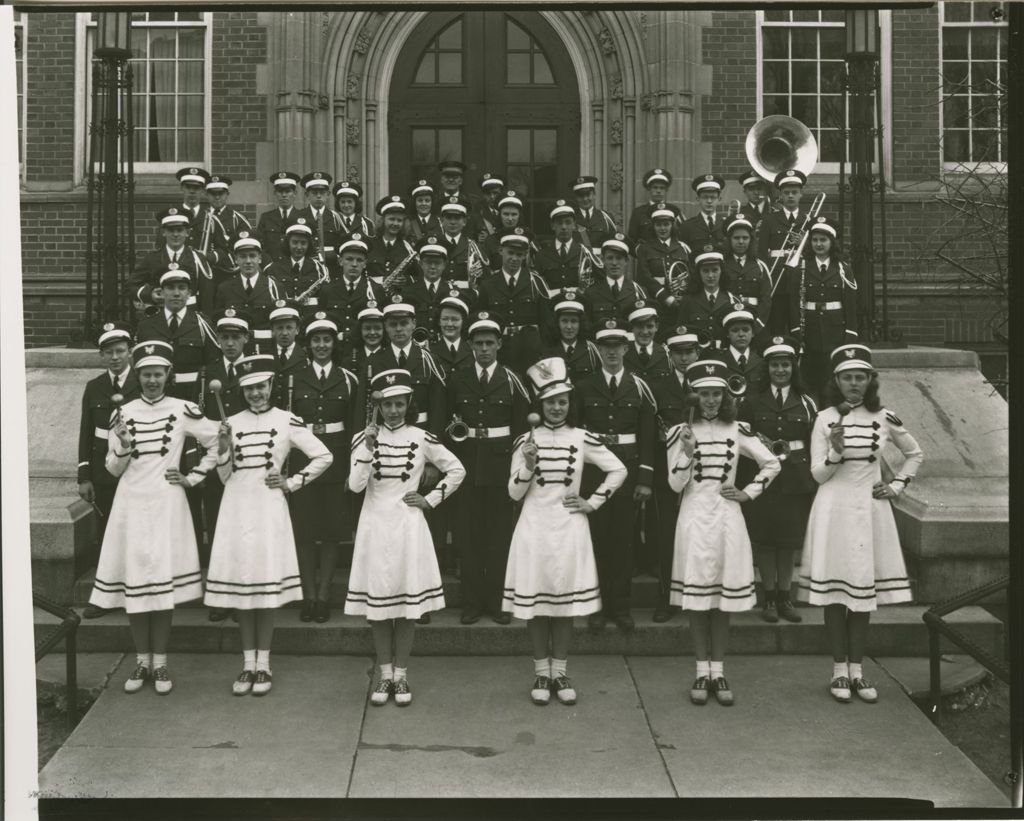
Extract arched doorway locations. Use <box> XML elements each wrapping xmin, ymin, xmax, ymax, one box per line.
<box><xmin>388</xmin><ymin>11</ymin><xmax>581</xmax><ymax>236</ymax></box>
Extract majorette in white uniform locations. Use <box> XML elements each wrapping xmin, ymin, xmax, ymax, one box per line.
<box><xmin>797</xmin><ymin>344</ymin><xmax>923</xmax><ymax>611</ymax></box>
<box><xmin>204</xmin><ymin>354</ymin><xmax>333</xmax><ymax>609</ymax></box>
<box><xmin>345</xmin><ymin>369</ymin><xmax>466</xmax><ymax>620</ymax></box>
<box><xmin>666</xmin><ymin>359</ymin><xmax>781</xmax><ymax>611</ymax></box>
<box><xmin>91</xmin><ymin>340</ymin><xmax>219</xmax><ymax>614</ymax></box>
<box><xmin>502</xmin><ymin>358</ymin><xmax>627</xmax><ymax>619</ymax></box>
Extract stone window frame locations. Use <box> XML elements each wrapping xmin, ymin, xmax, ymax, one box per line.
<box><xmin>754</xmin><ymin>9</ymin><xmax>893</xmax><ymax>177</ymax></box>
<box><xmin>939</xmin><ymin>1</ymin><xmax>1008</xmax><ymax>172</ymax></box>
<box><xmin>72</xmin><ymin>11</ymin><xmax>213</xmax><ymax>183</ymax></box>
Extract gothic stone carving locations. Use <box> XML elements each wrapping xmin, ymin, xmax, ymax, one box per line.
<box><xmin>354</xmin><ymin>27</ymin><xmax>373</xmax><ymax>55</ymax></box>
<box><xmin>609</xmin><ymin>163</ymin><xmax>623</xmax><ymax>192</ymax></box>
<box><xmin>610</xmin><ymin>74</ymin><xmax>623</xmax><ymax>100</ymax></box>
<box><xmin>346</xmin><ymin>74</ymin><xmax>361</xmax><ymax>99</ymax></box>
<box><xmin>347</xmin><ymin>165</ymin><xmax>360</xmax><ymax>183</ymax></box>
<box><xmin>598</xmin><ymin>28</ymin><xmax>615</xmax><ymax>56</ymax></box>
<box><xmin>346</xmin><ymin>123</ymin><xmax>360</xmax><ymax>146</ymax></box>
<box><xmin>610</xmin><ymin>119</ymin><xmax>623</xmax><ymax>146</ymax></box>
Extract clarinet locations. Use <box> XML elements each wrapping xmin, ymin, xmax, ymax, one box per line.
<box><xmin>799</xmin><ymin>258</ymin><xmax>807</xmax><ymax>349</ymax></box>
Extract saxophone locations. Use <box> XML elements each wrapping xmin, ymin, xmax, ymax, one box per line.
<box><xmin>382</xmin><ymin>244</ymin><xmax>419</xmax><ymax>297</ymax></box>
<box><xmin>293</xmin><ymin>258</ymin><xmax>332</xmax><ymax>305</ymax></box>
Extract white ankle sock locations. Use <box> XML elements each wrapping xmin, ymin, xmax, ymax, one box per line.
<box><xmin>833</xmin><ymin>662</ymin><xmax>849</xmax><ymax>681</ymax></box>
<box><xmin>696</xmin><ymin>660</ymin><xmax>711</xmax><ymax>679</ymax></box>
<box><xmin>394</xmin><ymin>666</ymin><xmax>408</xmax><ymax>682</ymax></box>
<box><xmin>534</xmin><ymin>657</ymin><xmax>551</xmax><ymax>678</ymax></box>
<box><xmin>243</xmin><ymin>650</ymin><xmax>257</xmax><ymax>672</ymax></box>
<box><xmin>136</xmin><ymin>653</ymin><xmax>152</xmax><ymax>669</ymax></box>
<box><xmin>709</xmin><ymin>661</ymin><xmax>724</xmax><ymax>679</ymax></box>
<box><xmin>379</xmin><ymin>663</ymin><xmax>394</xmax><ymax>681</ymax></box>
<box><xmin>151</xmin><ymin>653</ymin><xmax>167</xmax><ymax>670</ymax></box>
<box><xmin>551</xmin><ymin>658</ymin><xmax>567</xmax><ymax>678</ymax></box>
<box><xmin>849</xmin><ymin>662</ymin><xmax>864</xmax><ymax>680</ymax></box>
<box><xmin>256</xmin><ymin>649</ymin><xmax>271</xmax><ymax>673</ymax></box>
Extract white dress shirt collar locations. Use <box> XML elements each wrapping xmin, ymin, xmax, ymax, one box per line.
<box><xmin>603</xmin><ymin>368</ymin><xmax>624</xmax><ymax>386</ymax></box>
<box><xmin>164</xmin><ymin>307</ymin><xmax>186</xmax><ymax>323</ymax></box>
<box><xmin>475</xmin><ymin>361</ymin><xmax>496</xmax><ymax>381</ymax></box>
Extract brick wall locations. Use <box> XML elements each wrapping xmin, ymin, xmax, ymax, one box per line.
<box><xmin>703</xmin><ymin>10</ymin><xmax>759</xmax><ymax>174</ymax></box>
<box><xmin>891</xmin><ymin>7</ymin><xmax>942</xmax><ymax>181</ymax></box>
<box><xmin>210</xmin><ymin>11</ymin><xmax>266</xmax><ymax>176</ymax></box>
<box><xmin>24</xmin><ymin>14</ymin><xmax>76</xmax><ymax>183</ymax></box>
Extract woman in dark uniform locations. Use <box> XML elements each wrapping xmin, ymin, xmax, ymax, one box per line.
<box><xmin>737</xmin><ymin>336</ymin><xmax>817</xmax><ymax>623</ymax></box>
<box><xmin>289</xmin><ymin>312</ymin><xmax>360</xmax><ymax>623</ymax></box>
<box><xmin>674</xmin><ymin>247</ymin><xmax>738</xmax><ymax>351</ymax></box>
<box><xmin>544</xmin><ymin>289</ymin><xmax>600</xmax><ymax>384</ymax></box>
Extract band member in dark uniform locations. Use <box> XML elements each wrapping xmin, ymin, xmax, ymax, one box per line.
<box><xmin>481</xmin><ymin>192</ymin><xmax>530</xmax><ymax>272</ymax></box>
<box><xmin>332</xmin><ymin>180</ymin><xmax>376</xmax><ymax>238</ymax></box>
<box><xmin>400</xmin><ymin>237</ymin><xmax>476</xmax><ymax>335</ymax></box>
<box><xmin>264</xmin><ymin>219</ymin><xmax>329</xmax><ymax>309</ymax></box>
<box><xmin>544</xmin><ymin>290</ymin><xmax>599</xmax><ymax>383</ymax></box>
<box><xmin>169</xmin><ymin>167</ymin><xmax>230</xmax><ymax>286</ymax></box>
<box><xmin>254</xmin><ymin>171</ymin><xmax>301</xmax><ymax>264</ymax></box>
<box><xmin>738</xmin><ymin>169</ymin><xmax>773</xmax><ymax>236</ymax></box>
<box><xmin>584</xmin><ymin>234</ymin><xmax>648</xmax><ymax>329</ymax></box>
<box><xmin>627</xmin><ymin>168</ymin><xmax>683</xmax><ymax>244</ymax></box>
<box><xmin>571</xmin><ymin>175</ymin><xmax>618</xmax><ymax>252</ymax></box>
<box><xmin>737</xmin><ymin>335</ymin><xmax>817</xmax><ymax>624</ymax></box>
<box><xmin>130</xmin><ymin>208</ymin><xmax>217</xmax><ymax>315</ymax></box>
<box><xmin>296</xmin><ymin>171</ymin><xmax>342</xmax><ymax>273</ymax></box>
<box><xmin>476</xmin><ymin>172</ymin><xmax>504</xmax><ymax>241</ymax></box>
<box><xmin>367</xmin><ymin>196</ymin><xmax>416</xmax><ymax>288</ymax></box>
<box><xmin>437</xmin><ymin>159</ymin><xmax>480</xmax><ymax>237</ymax></box>
<box><xmin>722</xmin><ymin>214</ymin><xmax>773</xmax><ymax>352</ymax></box>
<box><xmin>267</xmin><ymin>300</ymin><xmax>307</xmax><ymax>412</ymax></box>
<box><xmin>215</xmin><ymin>233</ymin><xmax>283</xmax><ymax>353</ymax></box>
<box><xmin>711</xmin><ymin>306</ymin><xmax>767</xmax><ymax>399</ymax></box>
<box><xmin>634</xmin><ymin>208</ymin><xmax>692</xmax><ymax>333</ymax></box>
<box><xmin>649</xmin><ymin>326</ymin><xmax>702</xmax><ymax>622</ymax></box>
<box><xmin>534</xmin><ymin>200</ymin><xmax>584</xmax><ymax>297</ymax></box>
<box><xmin>77</xmin><ymin>321</ymin><xmax>139</xmax><ymax>619</ymax></box>
<box><xmin>445</xmin><ymin>311</ymin><xmax>530</xmax><ymax>624</ymax></box>
<box><xmin>205</xmin><ymin>174</ymin><xmax>251</xmax><ymax>281</ymax></box>
<box><xmin>405</xmin><ymin>179</ymin><xmax>441</xmax><ymax>241</ymax></box>
<box><xmin>428</xmin><ymin>292</ymin><xmax>474</xmax><ymax>378</ymax></box>
<box><xmin>757</xmin><ymin>168</ymin><xmax>808</xmax><ymax>335</ymax></box>
<box><xmin>674</xmin><ymin>246</ymin><xmax>738</xmax><ymax>350</ymax></box>
<box><xmin>679</xmin><ymin>174</ymin><xmax>727</xmax><ymax>254</ymax></box>
<box><xmin>341</xmin><ymin>303</ymin><xmax>386</xmax><ymax>388</ymax></box>
<box><xmin>323</xmin><ymin>232</ymin><xmax>388</xmax><ymax>342</ymax></box>
<box><xmin>437</xmin><ymin>196</ymin><xmax>474</xmax><ymax>289</ymax></box>
<box><xmin>791</xmin><ymin>216</ymin><xmax>860</xmax><ymax>403</ymax></box>
<box><xmin>573</xmin><ymin>320</ymin><xmax>657</xmax><ymax>633</ymax></box>
<box><xmin>290</xmin><ymin>311</ymin><xmax>359</xmax><ymax>624</ymax></box>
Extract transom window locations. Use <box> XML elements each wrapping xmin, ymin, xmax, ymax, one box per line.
<box><xmin>414</xmin><ymin>18</ymin><xmax>464</xmax><ymax>85</ymax></box>
<box><xmin>757</xmin><ymin>10</ymin><xmax>892</xmax><ymax>173</ymax></box>
<box><xmin>506</xmin><ymin>17</ymin><xmax>554</xmax><ymax>85</ymax></box>
<box><xmin>940</xmin><ymin>1</ymin><xmax>1008</xmax><ymax>167</ymax></box>
<box><xmin>81</xmin><ymin>11</ymin><xmax>210</xmax><ymax>172</ymax></box>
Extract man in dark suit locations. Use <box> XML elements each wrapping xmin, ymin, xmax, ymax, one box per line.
<box><xmin>254</xmin><ymin>170</ymin><xmax>301</xmax><ymax>264</ymax></box>
<box><xmin>679</xmin><ymin>173</ymin><xmax>727</xmax><ymax>254</ymax></box>
<box><xmin>205</xmin><ymin>173</ymin><xmax>251</xmax><ymax>281</ymax></box>
<box><xmin>711</xmin><ymin>307</ymin><xmax>768</xmax><ymax>400</ymax></box>
<box><xmin>168</xmin><ymin>166</ymin><xmax>230</xmax><ymax>269</ymax></box>
<box><xmin>573</xmin><ymin>320</ymin><xmax>657</xmax><ymax>632</ymax></box>
<box><xmin>627</xmin><ymin>168</ymin><xmax>683</xmax><ymax>244</ymax></box>
<box><xmin>571</xmin><ymin>175</ymin><xmax>619</xmax><ymax>252</ymax></box>
<box><xmin>475</xmin><ymin>172</ymin><xmax>504</xmax><ymax>242</ymax></box>
<box><xmin>674</xmin><ymin>246</ymin><xmax>738</xmax><ymax>349</ymax></box>
<box><xmin>738</xmin><ymin>169</ymin><xmax>774</xmax><ymax>238</ymax></box>
<box><xmin>445</xmin><ymin>312</ymin><xmax>530</xmax><ymax>624</ymax></box>
<box><xmin>437</xmin><ymin>195</ymin><xmax>474</xmax><ymax>289</ymax></box>
<box><xmin>583</xmin><ymin>233</ymin><xmax>649</xmax><ymax>329</ymax></box>
<box><xmin>534</xmin><ymin>200</ymin><xmax>584</xmax><ymax>298</ymax></box>
<box><xmin>367</xmin><ymin>196</ymin><xmax>415</xmax><ymax>289</ymax></box>
<box><xmin>129</xmin><ymin>208</ymin><xmax>218</xmax><ymax>315</ymax></box>
<box><xmin>757</xmin><ymin>169</ymin><xmax>808</xmax><ymax>335</ymax></box>
<box><xmin>295</xmin><ymin>171</ymin><xmax>344</xmax><ymax>276</ymax></box>
<box><xmin>77</xmin><ymin>321</ymin><xmax>140</xmax><ymax>619</ymax></box>
<box><xmin>214</xmin><ymin>234</ymin><xmax>282</xmax><ymax>353</ymax></box>
<box><xmin>400</xmin><ymin>237</ymin><xmax>477</xmax><ymax>335</ymax></box>
<box><xmin>266</xmin><ymin>300</ymin><xmax>308</xmax><ymax>412</ymax></box>
<box><xmin>322</xmin><ymin>233</ymin><xmax>388</xmax><ymax>342</ymax></box>
<box><xmin>544</xmin><ymin>291</ymin><xmax>600</xmax><ymax>382</ymax></box>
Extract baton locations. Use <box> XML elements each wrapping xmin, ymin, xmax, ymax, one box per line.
<box><xmin>207</xmin><ymin>378</ymin><xmax>228</xmax><ymax>420</ymax></box>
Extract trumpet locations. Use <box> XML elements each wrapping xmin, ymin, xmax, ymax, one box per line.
<box><xmin>663</xmin><ymin>260</ymin><xmax>690</xmax><ymax>307</ymax></box>
<box><xmin>383</xmin><ymin>245</ymin><xmax>419</xmax><ymax>297</ymax></box>
<box><xmin>727</xmin><ymin>373</ymin><xmax>747</xmax><ymax>397</ymax></box>
<box><xmin>446</xmin><ymin>413</ymin><xmax>469</xmax><ymax>442</ymax></box>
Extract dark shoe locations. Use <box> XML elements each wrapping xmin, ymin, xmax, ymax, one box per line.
<box><xmin>314</xmin><ymin>600</ymin><xmax>330</xmax><ymax>624</ymax></box>
<box><xmin>460</xmin><ymin>608</ymin><xmax>481</xmax><ymax>625</ymax></box>
<box><xmin>760</xmin><ymin>592</ymin><xmax>779</xmax><ymax>623</ymax></box>
<box><xmin>829</xmin><ymin>675</ymin><xmax>853</xmax><ymax>703</ymax></box>
<box><xmin>652</xmin><ymin>603</ymin><xmax>672</xmax><ymax>623</ymax></box>
<box><xmin>394</xmin><ymin>678</ymin><xmax>412</xmax><ymax>706</ymax></box>
<box><xmin>417</xmin><ymin>612</ymin><xmax>431</xmax><ymax>625</ymax></box>
<box><xmin>531</xmin><ymin>676</ymin><xmax>552</xmax><ymax>705</ymax></box>
<box><xmin>232</xmin><ymin>669</ymin><xmax>255</xmax><ymax>696</ymax></box>
<box><xmin>299</xmin><ymin>600</ymin><xmax>314</xmax><ymax>623</ymax></box>
<box><xmin>711</xmin><ymin>676</ymin><xmax>734</xmax><ymax>706</ymax></box>
<box><xmin>689</xmin><ymin>676</ymin><xmax>710</xmax><ymax>705</ymax></box>
<box><xmin>551</xmin><ymin>675</ymin><xmax>577</xmax><ymax>705</ymax></box>
<box><xmin>492</xmin><ymin>611</ymin><xmax>511</xmax><ymax>625</ymax></box>
<box><xmin>614</xmin><ymin>614</ymin><xmax>635</xmax><ymax>632</ymax></box>
<box><xmin>587</xmin><ymin>612</ymin><xmax>607</xmax><ymax>632</ymax></box>
<box><xmin>208</xmin><ymin>607</ymin><xmax>230</xmax><ymax>623</ymax></box>
<box><xmin>83</xmin><ymin>603</ymin><xmax>111</xmax><ymax>620</ymax></box>
<box><xmin>851</xmin><ymin>677</ymin><xmax>878</xmax><ymax>703</ymax></box>
<box><xmin>776</xmin><ymin>597</ymin><xmax>802</xmax><ymax>623</ymax></box>
<box><xmin>370</xmin><ymin>678</ymin><xmax>393</xmax><ymax>706</ymax></box>
<box><xmin>123</xmin><ymin>664</ymin><xmax>150</xmax><ymax>694</ymax></box>
<box><xmin>252</xmin><ymin>670</ymin><xmax>273</xmax><ymax>696</ymax></box>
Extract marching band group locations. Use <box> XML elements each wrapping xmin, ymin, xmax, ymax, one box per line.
<box><xmin>77</xmin><ymin>151</ymin><xmax>924</xmax><ymax>709</ymax></box>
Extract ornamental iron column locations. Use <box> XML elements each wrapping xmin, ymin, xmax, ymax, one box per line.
<box><xmin>82</xmin><ymin>12</ymin><xmax>135</xmax><ymax>344</ymax></box>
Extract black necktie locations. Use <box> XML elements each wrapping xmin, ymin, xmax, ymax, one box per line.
<box><xmin>428</xmin><ymin>282</ymin><xmax>437</xmax><ymax>298</ymax></box>
<box><xmin>172</xmin><ymin>251</ymin><xmax>180</xmax><ymax>264</ymax></box>
<box><xmin>611</xmin><ymin>280</ymin><xmax>620</xmax><ymax>298</ymax></box>
<box><xmin>398</xmin><ymin>349</ymin><xmax>408</xmax><ymax>369</ymax></box>
<box><xmin>609</xmin><ymin>374</ymin><xmax>618</xmax><ymax>395</ymax></box>
<box><xmin>565</xmin><ymin>344</ymin><xmax>574</xmax><ymax>358</ymax></box>
<box><xmin>279</xmin><ymin>347</ymin><xmax>287</xmax><ymax>367</ymax></box>
<box><xmin>318</xmin><ymin>368</ymin><xmax>326</xmax><ymax>385</ymax></box>
<box><xmin>788</xmin><ymin>213</ymin><xmax>796</xmax><ymax>229</ymax></box>
<box><xmin>508</xmin><ymin>275</ymin><xmax>517</xmax><ymax>291</ymax></box>
<box><xmin>706</xmin><ymin>216</ymin><xmax>714</xmax><ymax>231</ymax></box>
<box><xmin>819</xmin><ymin>264</ymin><xmax>828</xmax><ymax>275</ymax></box>
<box><xmin>449</xmin><ymin>343</ymin><xmax>456</xmax><ymax>356</ymax></box>
<box><xmin>228</xmin><ymin>363</ymin><xmax>236</xmax><ymax>383</ymax></box>
<box><xmin>347</xmin><ymin>280</ymin><xmax>355</xmax><ymax>295</ymax></box>
<box><xmin>479</xmin><ymin>368</ymin><xmax>489</xmax><ymax>389</ymax></box>
<box><xmin>169</xmin><ymin>313</ymin><xmax>179</xmax><ymax>333</ymax></box>
<box><xmin>639</xmin><ymin>346</ymin><xmax>650</xmax><ymax>365</ymax></box>
<box><xmin>245</xmin><ymin>278</ymin><xmax>253</xmax><ymax>296</ymax></box>
<box><xmin>293</xmin><ymin>262</ymin><xmax>301</xmax><ymax>277</ymax></box>
<box><xmin>776</xmin><ymin>388</ymin><xmax>784</xmax><ymax>407</ymax></box>
<box><xmin>559</xmin><ymin>245</ymin><xmax>567</xmax><ymax>261</ymax></box>
<box><xmin>708</xmin><ymin>292</ymin><xmax>716</xmax><ymax>307</ymax></box>
<box><xmin>281</xmin><ymin>209</ymin><xmax>287</xmax><ymax>221</ymax></box>
<box><xmin>737</xmin><ymin>256</ymin><xmax>745</xmax><ymax>267</ymax></box>
<box><xmin>112</xmin><ymin>375</ymin><xmax>120</xmax><ymax>392</ymax></box>
<box><xmin>738</xmin><ymin>354</ymin><xmax>747</xmax><ymax>368</ymax></box>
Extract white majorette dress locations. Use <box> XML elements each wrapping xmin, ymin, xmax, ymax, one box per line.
<box><xmin>345</xmin><ymin>423</ymin><xmax>466</xmax><ymax>620</ymax></box>
<box><xmin>90</xmin><ymin>395</ymin><xmax>219</xmax><ymax>613</ymax></box>
<box><xmin>204</xmin><ymin>406</ymin><xmax>332</xmax><ymax>609</ymax></box>
<box><xmin>502</xmin><ymin>423</ymin><xmax>627</xmax><ymax>619</ymax></box>
<box><xmin>797</xmin><ymin>404</ymin><xmax>923</xmax><ymax>611</ymax></box>
<box><xmin>666</xmin><ymin>418</ymin><xmax>781</xmax><ymax>611</ymax></box>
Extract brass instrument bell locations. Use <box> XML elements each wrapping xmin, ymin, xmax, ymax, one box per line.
<box><xmin>744</xmin><ymin>115</ymin><xmax>818</xmax><ymax>183</ymax></box>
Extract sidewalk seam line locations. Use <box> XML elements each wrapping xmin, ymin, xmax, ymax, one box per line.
<box><xmin>623</xmin><ymin>655</ymin><xmax>678</xmax><ymax>798</ymax></box>
<box><xmin>344</xmin><ymin>656</ymin><xmax>373</xmax><ymax>797</ymax></box>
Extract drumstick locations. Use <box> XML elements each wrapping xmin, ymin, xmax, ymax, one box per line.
<box><xmin>526</xmin><ymin>412</ymin><xmax>541</xmax><ymax>444</ymax></box>
<box><xmin>111</xmin><ymin>392</ymin><xmax>125</xmax><ymax>430</ymax></box>
<box><xmin>208</xmin><ymin>379</ymin><xmax>228</xmax><ymax>420</ymax></box>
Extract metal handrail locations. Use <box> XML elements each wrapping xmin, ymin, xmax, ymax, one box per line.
<box><xmin>33</xmin><ymin>592</ymin><xmax>82</xmax><ymax>727</ymax></box>
<box><xmin>922</xmin><ymin>576</ymin><xmax>1009</xmax><ymax>715</ymax></box>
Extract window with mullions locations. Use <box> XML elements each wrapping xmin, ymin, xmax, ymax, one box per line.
<box><xmin>506</xmin><ymin>127</ymin><xmax>559</xmax><ymax>233</ymax></box>
<box><xmin>410</xmin><ymin>127</ymin><xmax>464</xmax><ymax>184</ymax></box>
<box><xmin>758</xmin><ymin>10</ymin><xmax>891</xmax><ymax>172</ymax></box>
<box><xmin>414</xmin><ymin>18</ymin><xmax>464</xmax><ymax>85</ymax></box>
<box><xmin>15</xmin><ymin>12</ymin><xmax>25</xmax><ymax>170</ymax></box>
<box><xmin>83</xmin><ymin>11</ymin><xmax>209</xmax><ymax>170</ymax></box>
<box><xmin>505</xmin><ymin>17</ymin><xmax>554</xmax><ymax>86</ymax></box>
<box><xmin>940</xmin><ymin>2</ymin><xmax>1008</xmax><ymax>167</ymax></box>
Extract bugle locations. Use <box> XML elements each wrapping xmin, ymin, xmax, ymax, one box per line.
<box><xmin>445</xmin><ymin>413</ymin><xmax>469</xmax><ymax>442</ymax></box>
<box><xmin>727</xmin><ymin>373</ymin><xmax>747</xmax><ymax>397</ymax></box>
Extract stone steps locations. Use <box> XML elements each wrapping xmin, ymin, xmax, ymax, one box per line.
<box><xmin>35</xmin><ymin>602</ymin><xmax>1003</xmax><ymax>658</ymax></box>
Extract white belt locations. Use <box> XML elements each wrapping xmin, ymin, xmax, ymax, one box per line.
<box><xmin>94</xmin><ymin>427</ymin><xmax>108</xmax><ymax>439</ymax></box>
<box><xmin>450</xmin><ymin>280</ymin><xmax>470</xmax><ymax>290</ymax></box>
<box><xmin>307</xmin><ymin>421</ymin><xmax>345</xmax><ymax>434</ymax></box>
<box><xmin>176</xmin><ymin>372</ymin><xmax>199</xmax><ymax>383</ymax></box>
<box><xmin>595</xmin><ymin>432</ymin><xmax>637</xmax><ymax>445</ymax></box>
<box><xmin>306</xmin><ymin>297</ymin><xmax>320</xmax><ymax>306</ymax></box>
<box><xmin>321</xmin><ymin>246</ymin><xmax>335</xmax><ymax>254</ymax></box>
<box><xmin>415</xmin><ymin>412</ymin><xmax>428</xmax><ymax>423</ymax></box>
<box><xmin>804</xmin><ymin>301</ymin><xmax>842</xmax><ymax>310</ymax></box>
<box><xmin>253</xmin><ymin>329</ymin><xmax>273</xmax><ymax>339</ymax></box>
<box><xmin>785</xmin><ymin>440</ymin><xmax>805</xmax><ymax>451</ymax></box>
<box><xmin>740</xmin><ymin>296</ymin><xmax>759</xmax><ymax>306</ymax></box>
<box><xmin>465</xmin><ymin>425</ymin><xmax>511</xmax><ymax>439</ymax></box>
<box><xmin>770</xmin><ymin>249</ymin><xmax>787</xmax><ymax>258</ymax></box>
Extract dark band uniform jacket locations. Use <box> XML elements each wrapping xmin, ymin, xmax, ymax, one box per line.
<box><xmin>574</xmin><ymin>206</ymin><xmax>618</xmax><ymax>250</ymax></box>
<box><xmin>399</xmin><ymin>279</ymin><xmax>477</xmax><ymax>335</ymax></box>
<box><xmin>583</xmin><ymin>275</ymin><xmax>648</xmax><ymax>328</ymax></box>
<box><xmin>756</xmin><ymin>206</ymin><xmax>805</xmax><ymax>334</ymax></box>
<box><xmin>723</xmin><ymin>253</ymin><xmax>773</xmax><ymax>343</ymax></box>
<box><xmin>201</xmin><ymin>357</ymin><xmax>247</xmax><ymax>421</ymax></box>
<box><xmin>673</xmin><ymin>290</ymin><xmax>738</xmax><ymax>349</ymax></box>
<box><xmin>78</xmin><ymin>369</ymin><xmax>141</xmax><ymax>487</ymax></box>
<box><xmin>295</xmin><ymin>205</ymin><xmax>345</xmax><ymax>269</ymax></box>
<box><xmin>710</xmin><ymin>345</ymin><xmax>767</xmax><ymax>399</ymax></box>
<box><xmin>322</xmin><ymin>276</ymin><xmax>388</xmax><ymax>341</ymax></box>
<box><xmin>634</xmin><ymin>237</ymin><xmax>691</xmax><ymax>294</ymax></box>
<box><xmin>334</xmin><ymin>212</ymin><xmax>376</xmax><ymax>240</ymax></box>
<box><xmin>679</xmin><ymin>212</ymin><xmax>727</xmax><ymax>255</ymax></box>
<box><xmin>134</xmin><ymin>308</ymin><xmax>221</xmax><ymax>404</ymax></box>
<box><xmin>737</xmin><ymin>387</ymin><xmax>818</xmax><ymax>546</ymax></box>
<box><xmin>429</xmin><ymin>336</ymin><xmax>475</xmax><ymax>379</ymax></box>
<box><xmin>214</xmin><ymin>272</ymin><xmax>283</xmax><ymax>349</ymax></box>
<box><xmin>534</xmin><ymin>236</ymin><xmax>584</xmax><ymax>296</ymax></box>
<box><xmin>366</xmin><ymin>236</ymin><xmax>415</xmax><ymax>286</ymax></box>
<box><xmin>475</xmin><ymin>269</ymin><xmax>552</xmax><ymax>373</ymax></box>
<box><xmin>627</xmin><ymin>202</ymin><xmax>683</xmax><ymax>244</ymax></box>
<box><xmin>357</xmin><ymin>344</ymin><xmax>447</xmax><ymax>434</ymax></box>
<box><xmin>270</xmin><ymin>342</ymin><xmax>309</xmax><ymax>411</ymax></box>
<box><xmin>254</xmin><ymin>206</ymin><xmax>299</xmax><ymax>264</ymax></box>
<box><xmin>624</xmin><ymin>340</ymin><xmax>673</xmax><ymax>385</ymax></box>
<box><xmin>405</xmin><ymin>213</ymin><xmax>443</xmax><ymax>242</ymax></box>
<box><xmin>264</xmin><ymin>256</ymin><xmax>327</xmax><ymax>307</ymax></box>
<box><xmin>789</xmin><ymin>257</ymin><xmax>859</xmax><ymax>352</ymax></box>
<box><xmin>544</xmin><ymin>338</ymin><xmax>600</xmax><ymax>384</ymax></box>
<box><xmin>438</xmin><ymin>232</ymin><xmax>471</xmax><ymax>286</ymax></box>
<box><xmin>129</xmin><ymin>246</ymin><xmax>217</xmax><ymax>314</ymax></box>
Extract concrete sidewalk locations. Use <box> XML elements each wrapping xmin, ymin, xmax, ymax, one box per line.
<box><xmin>37</xmin><ymin>654</ymin><xmax>1008</xmax><ymax>806</ymax></box>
